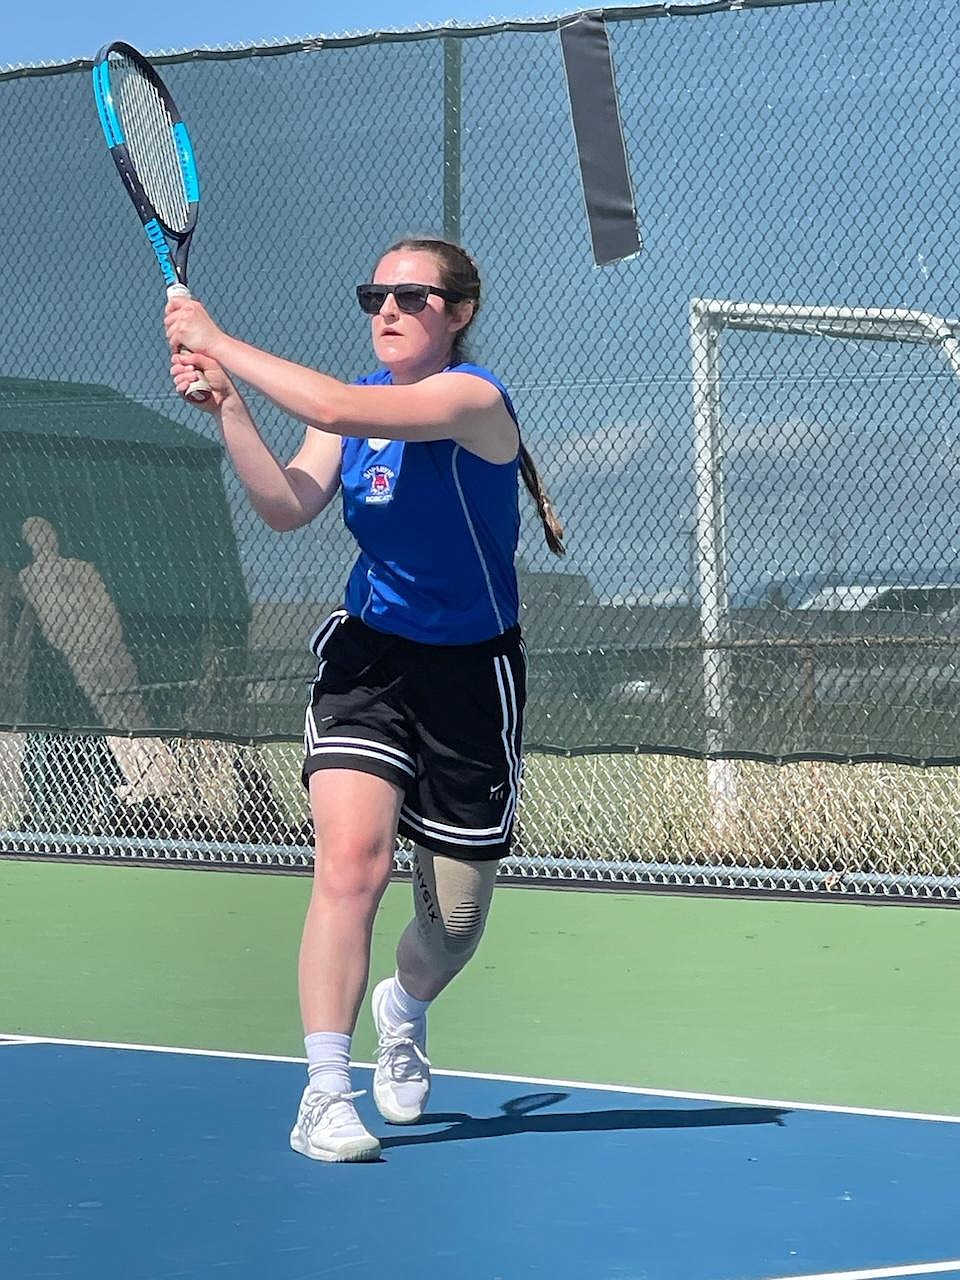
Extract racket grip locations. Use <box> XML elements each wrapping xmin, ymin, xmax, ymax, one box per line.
<box><xmin>166</xmin><ymin>282</ymin><xmax>213</xmax><ymax>404</ymax></box>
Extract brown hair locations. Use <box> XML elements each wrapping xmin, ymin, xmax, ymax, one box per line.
<box><xmin>379</xmin><ymin>236</ymin><xmax>566</xmax><ymax>556</ymax></box>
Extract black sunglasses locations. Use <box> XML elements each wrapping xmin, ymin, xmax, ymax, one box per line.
<box><xmin>356</xmin><ymin>282</ymin><xmax>468</xmax><ymax>315</ymax></box>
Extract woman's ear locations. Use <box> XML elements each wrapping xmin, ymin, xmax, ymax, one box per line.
<box><xmin>450</xmin><ymin>300</ymin><xmax>476</xmax><ymax>334</ymax></box>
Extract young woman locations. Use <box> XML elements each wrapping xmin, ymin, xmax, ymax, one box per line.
<box><xmin>165</xmin><ymin>238</ymin><xmax>563</xmax><ymax>1163</ymax></box>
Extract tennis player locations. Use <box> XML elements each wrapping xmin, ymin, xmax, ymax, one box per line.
<box><xmin>165</xmin><ymin>238</ymin><xmax>564</xmax><ymax>1163</ymax></box>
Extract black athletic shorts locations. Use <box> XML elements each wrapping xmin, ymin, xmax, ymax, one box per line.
<box><xmin>302</xmin><ymin>610</ymin><xmax>526</xmax><ymax>861</ymax></box>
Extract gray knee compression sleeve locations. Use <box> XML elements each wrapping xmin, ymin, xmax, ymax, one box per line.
<box><xmin>398</xmin><ymin>849</ymin><xmax>497</xmax><ymax>993</ymax></box>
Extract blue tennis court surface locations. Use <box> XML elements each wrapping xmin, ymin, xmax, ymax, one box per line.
<box><xmin>2</xmin><ymin>1040</ymin><xmax>958</xmax><ymax>1280</ymax></box>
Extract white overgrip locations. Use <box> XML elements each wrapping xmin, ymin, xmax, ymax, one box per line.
<box><xmin>166</xmin><ymin>282</ymin><xmax>212</xmax><ymax>404</ymax></box>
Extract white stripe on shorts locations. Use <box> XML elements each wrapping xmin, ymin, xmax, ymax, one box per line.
<box><xmin>400</xmin><ymin>650</ymin><xmax>523</xmax><ymax>846</ymax></box>
<box><xmin>308</xmin><ymin>609</ymin><xmax>349</xmax><ymax>676</ymax></box>
<box><xmin>304</xmin><ymin>717</ymin><xmax>416</xmax><ymax>780</ymax></box>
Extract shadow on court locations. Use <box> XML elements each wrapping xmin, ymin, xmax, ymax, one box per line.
<box><xmin>381</xmin><ymin>1089</ymin><xmax>789</xmax><ymax>1148</ymax></box>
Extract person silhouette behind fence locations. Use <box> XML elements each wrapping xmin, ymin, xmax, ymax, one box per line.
<box><xmin>0</xmin><ymin>563</ymin><xmax>34</xmax><ymax>828</ymax></box>
<box><xmin>18</xmin><ymin>516</ymin><xmax>186</xmax><ymax>811</ymax></box>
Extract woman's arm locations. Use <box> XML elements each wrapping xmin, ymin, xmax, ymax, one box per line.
<box><xmin>171</xmin><ymin>351</ymin><xmax>341</xmax><ymax>531</ymax></box>
<box><xmin>164</xmin><ymin>299</ymin><xmax>517</xmax><ymax>456</ymax></box>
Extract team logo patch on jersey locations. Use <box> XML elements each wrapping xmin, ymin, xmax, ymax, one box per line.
<box><xmin>363</xmin><ymin>463</ymin><xmax>396</xmax><ymax>505</ymax></box>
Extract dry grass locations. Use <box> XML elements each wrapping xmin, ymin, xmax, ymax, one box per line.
<box><xmin>259</xmin><ymin>742</ymin><xmax>960</xmax><ymax>879</ymax></box>
<box><xmin>515</xmin><ymin>753</ymin><xmax>960</xmax><ymax>880</ymax></box>
<box><xmin>6</xmin><ymin>734</ymin><xmax>958</xmax><ymax>884</ymax></box>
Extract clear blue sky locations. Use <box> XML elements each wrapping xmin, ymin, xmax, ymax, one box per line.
<box><xmin>3</xmin><ymin>0</ymin><xmax>571</xmax><ymax>67</ymax></box>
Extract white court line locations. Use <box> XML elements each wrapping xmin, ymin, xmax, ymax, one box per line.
<box><xmin>763</xmin><ymin>1261</ymin><xmax>960</xmax><ymax>1280</ymax></box>
<box><xmin>3</xmin><ymin>1032</ymin><xmax>959</xmax><ymax>1124</ymax></box>
<box><xmin>0</xmin><ymin>1033</ymin><xmax>301</xmax><ymax>1064</ymax></box>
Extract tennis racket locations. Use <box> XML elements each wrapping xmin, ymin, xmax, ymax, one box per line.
<box><xmin>92</xmin><ymin>41</ymin><xmax>211</xmax><ymax>402</ymax></box>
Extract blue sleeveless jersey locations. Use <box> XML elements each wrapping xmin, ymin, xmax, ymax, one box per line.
<box><xmin>339</xmin><ymin>363</ymin><xmax>521</xmax><ymax>644</ymax></box>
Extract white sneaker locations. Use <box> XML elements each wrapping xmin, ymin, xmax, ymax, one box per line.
<box><xmin>371</xmin><ymin>978</ymin><xmax>431</xmax><ymax>1124</ymax></box>
<box><xmin>289</xmin><ymin>1086</ymin><xmax>381</xmax><ymax>1163</ymax></box>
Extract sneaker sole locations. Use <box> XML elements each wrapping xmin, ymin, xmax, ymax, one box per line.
<box><xmin>371</xmin><ymin>980</ymin><xmax>430</xmax><ymax>1125</ymax></box>
<box><xmin>371</xmin><ymin>1086</ymin><xmax>427</xmax><ymax>1125</ymax></box>
<box><xmin>290</xmin><ymin>1128</ymin><xmax>381</xmax><ymax>1163</ymax></box>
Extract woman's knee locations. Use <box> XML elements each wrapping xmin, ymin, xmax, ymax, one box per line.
<box><xmin>308</xmin><ymin>769</ymin><xmax>402</xmax><ymax>905</ymax></box>
<box><xmin>311</xmin><ymin>837</ymin><xmax>393</xmax><ymax>904</ymax></box>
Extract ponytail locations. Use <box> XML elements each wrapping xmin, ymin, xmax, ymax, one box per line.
<box><xmin>519</xmin><ymin>443</ymin><xmax>565</xmax><ymax>556</ymax></box>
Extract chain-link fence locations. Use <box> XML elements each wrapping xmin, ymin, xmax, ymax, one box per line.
<box><xmin>3</xmin><ymin>0</ymin><xmax>960</xmax><ymax>898</ymax></box>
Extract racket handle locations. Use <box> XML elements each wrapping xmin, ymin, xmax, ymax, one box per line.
<box><xmin>166</xmin><ymin>282</ymin><xmax>213</xmax><ymax>404</ymax></box>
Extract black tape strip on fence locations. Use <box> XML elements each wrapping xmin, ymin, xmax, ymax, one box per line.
<box><xmin>559</xmin><ymin>12</ymin><xmax>642</xmax><ymax>265</ymax></box>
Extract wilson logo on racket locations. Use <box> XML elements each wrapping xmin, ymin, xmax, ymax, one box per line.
<box><xmin>144</xmin><ymin>218</ymin><xmax>177</xmax><ymax>285</ymax></box>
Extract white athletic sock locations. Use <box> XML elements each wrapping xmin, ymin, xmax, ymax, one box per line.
<box><xmin>304</xmin><ymin>1031</ymin><xmax>352</xmax><ymax>1095</ymax></box>
<box><xmin>385</xmin><ymin>973</ymin><xmax>431</xmax><ymax>1027</ymax></box>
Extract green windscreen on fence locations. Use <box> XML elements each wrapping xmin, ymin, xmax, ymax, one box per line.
<box><xmin>2</xmin><ymin>0</ymin><xmax>960</xmax><ymax>766</ymax></box>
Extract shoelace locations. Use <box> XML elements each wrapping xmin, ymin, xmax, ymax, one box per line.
<box><xmin>299</xmin><ymin>1088</ymin><xmax>366</xmax><ymax>1139</ymax></box>
<box><xmin>378</xmin><ymin>1031</ymin><xmax>431</xmax><ymax>1082</ymax></box>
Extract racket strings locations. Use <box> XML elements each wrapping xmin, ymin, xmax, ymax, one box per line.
<box><xmin>111</xmin><ymin>55</ymin><xmax>190</xmax><ymax>232</ymax></box>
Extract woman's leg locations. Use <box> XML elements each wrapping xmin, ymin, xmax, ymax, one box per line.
<box><xmin>299</xmin><ymin>768</ymin><xmax>403</xmax><ymax>1034</ymax></box>
<box><xmin>370</xmin><ymin>847</ymin><xmax>498</xmax><ymax>1124</ymax></box>
<box><xmin>290</xmin><ymin>767</ymin><xmax>402</xmax><ymax>1163</ymax></box>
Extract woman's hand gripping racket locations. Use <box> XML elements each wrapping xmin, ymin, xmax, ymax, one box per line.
<box><xmin>92</xmin><ymin>41</ymin><xmax>210</xmax><ymax>402</ymax></box>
